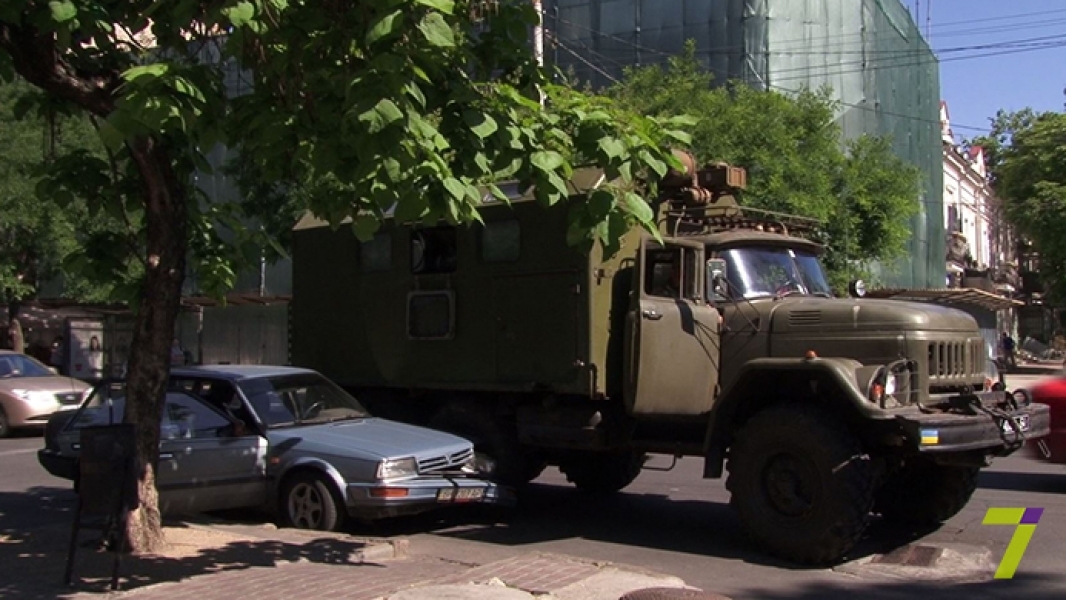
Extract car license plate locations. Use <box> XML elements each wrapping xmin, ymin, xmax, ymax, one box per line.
<box><xmin>437</xmin><ymin>488</ymin><xmax>485</xmax><ymax>503</ymax></box>
<box><xmin>1002</xmin><ymin>414</ymin><xmax>1030</xmax><ymax>434</ymax></box>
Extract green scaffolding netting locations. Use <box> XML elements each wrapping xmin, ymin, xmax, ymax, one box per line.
<box><xmin>546</xmin><ymin>0</ymin><xmax>943</xmax><ymax>288</ymax></box>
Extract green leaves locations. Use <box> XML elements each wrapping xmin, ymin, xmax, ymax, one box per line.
<box><xmin>414</xmin><ymin>0</ymin><xmax>455</xmax><ymax>13</ymax></box>
<box><xmin>47</xmin><ymin>0</ymin><xmax>76</xmax><ymax>23</ymax></box>
<box><xmin>464</xmin><ymin>111</ymin><xmax>498</xmax><ymax>139</ymax></box>
<box><xmin>418</xmin><ymin>12</ymin><xmax>455</xmax><ymax>47</ymax></box>
<box><xmin>366</xmin><ymin>10</ymin><xmax>403</xmax><ymax>46</ymax></box>
<box><xmin>358</xmin><ymin>98</ymin><xmax>404</xmax><ymax>134</ymax></box>
<box><xmin>223</xmin><ymin>1</ymin><xmax>256</xmax><ymax>27</ymax></box>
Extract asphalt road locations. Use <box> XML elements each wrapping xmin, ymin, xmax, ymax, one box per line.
<box><xmin>2</xmin><ymin>372</ymin><xmax>1063</xmax><ymax>599</ymax></box>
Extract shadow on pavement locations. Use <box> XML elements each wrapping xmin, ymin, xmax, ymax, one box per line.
<box><xmin>978</xmin><ymin>470</ymin><xmax>1066</xmax><ymax>494</ymax></box>
<box><xmin>0</xmin><ymin>488</ymin><xmax>383</xmax><ymax>599</ymax></box>
<box><xmin>732</xmin><ymin>573</ymin><xmax>1065</xmax><ymax>600</ymax></box>
<box><xmin>346</xmin><ymin>478</ymin><xmax>951</xmax><ymax>572</ymax></box>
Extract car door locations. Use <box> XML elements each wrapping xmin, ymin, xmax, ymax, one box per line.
<box><xmin>624</xmin><ymin>237</ymin><xmax>721</xmax><ymax>415</ymax></box>
<box><xmin>156</xmin><ymin>391</ymin><xmax>268</xmax><ymax>514</ymax></box>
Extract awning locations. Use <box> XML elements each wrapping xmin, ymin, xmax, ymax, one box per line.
<box><xmin>865</xmin><ymin>287</ymin><xmax>1022</xmax><ymax>312</ymax></box>
<box><xmin>181</xmin><ymin>293</ymin><xmax>291</xmax><ymax>308</ymax></box>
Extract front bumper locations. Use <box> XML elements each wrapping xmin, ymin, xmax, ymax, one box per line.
<box><xmin>896</xmin><ymin>400</ymin><xmax>1051</xmax><ymax>455</ymax></box>
<box><xmin>346</xmin><ymin>476</ymin><xmax>515</xmax><ymax>519</ymax></box>
<box><xmin>38</xmin><ymin>448</ymin><xmax>77</xmax><ymax>481</ymax></box>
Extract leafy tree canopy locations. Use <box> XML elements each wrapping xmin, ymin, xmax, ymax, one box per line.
<box><xmin>604</xmin><ymin>43</ymin><xmax>922</xmax><ymax>291</ymax></box>
<box><xmin>0</xmin><ymin>0</ymin><xmax>689</xmax><ymax>552</ymax></box>
<box><xmin>969</xmin><ymin>108</ymin><xmax>1066</xmax><ymax>301</ymax></box>
<box><xmin>0</xmin><ymin>79</ymin><xmax>137</xmax><ymax>307</ymax></box>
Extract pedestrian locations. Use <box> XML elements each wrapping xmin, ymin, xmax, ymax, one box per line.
<box><xmin>88</xmin><ymin>335</ymin><xmax>104</xmax><ymax>380</ymax></box>
<box><xmin>50</xmin><ymin>335</ymin><xmax>65</xmax><ymax>374</ymax></box>
<box><xmin>1000</xmin><ymin>331</ymin><xmax>1017</xmax><ymax>369</ymax></box>
<box><xmin>7</xmin><ymin>318</ymin><xmax>24</xmax><ymax>354</ymax></box>
<box><xmin>170</xmin><ymin>338</ymin><xmax>186</xmax><ymax>366</ymax></box>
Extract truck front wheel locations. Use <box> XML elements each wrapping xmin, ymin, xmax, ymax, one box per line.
<box><xmin>726</xmin><ymin>404</ymin><xmax>875</xmax><ymax>565</ymax></box>
<box><xmin>558</xmin><ymin>450</ymin><xmax>646</xmax><ymax>494</ymax></box>
<box><xmin>874</xmin><ymin>458</ymin><xmax>978</xmax><ymax>525</ymax></box>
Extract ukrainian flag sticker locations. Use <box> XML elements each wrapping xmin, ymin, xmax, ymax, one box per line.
<box><xmin>920</xmin><ymin>429</ymin><xmax>939</xmax><ymax>445</ymax></box>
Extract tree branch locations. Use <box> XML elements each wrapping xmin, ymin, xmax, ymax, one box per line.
<box><xmin>0</xmin><ymin>23</ymin><xmax>119</xmax><ymax>117</ymax></box>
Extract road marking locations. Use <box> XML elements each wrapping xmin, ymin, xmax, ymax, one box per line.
<box><xmin>0</xmin><ymin>448</ymin><xmax>39</xmax><ymax>458</ymax></box>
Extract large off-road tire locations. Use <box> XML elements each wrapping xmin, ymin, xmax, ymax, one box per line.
<box><xmin>874</xmin><ymin>458</ymin><xmax>979</xmax><ymax>525</ymax></box>
<box><xmin>280</xmin><ymin>472</ymin><xmax>346</xmax><ymax>532</ymax></box>
<box><xmin>429</xmin><ymin>404</ymin><xmax>546</xmax><ymax>486</ymax></box>
<box><xmin>726</xmin><ymin>404</ymin><xmax>875</xmax><ymax>565</ymax></box>
<box><xmin>558</xmin><ymin>450</ymin><xmax>646</xmax><ymax>494</ymax></box>
<box><xmin>0</xmin><ymin>407</ymin><xmax>10</xmax><ymax>439</ymax></box>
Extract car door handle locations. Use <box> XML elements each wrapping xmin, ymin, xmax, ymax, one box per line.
<box><xmin>159</xmin><ymin>453</ymin><xmax>175</xmax><ymax>460</ymax></box>
<box><xmin>642</xmin><ymin>309</ymin><xmax>662</xmax><ymax>321</ymax></box>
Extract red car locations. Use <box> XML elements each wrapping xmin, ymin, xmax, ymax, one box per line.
<box><xmin>1023</xmin><ymin>377</ymin><xmax>1066</xmax><ymax>463</ymax></box>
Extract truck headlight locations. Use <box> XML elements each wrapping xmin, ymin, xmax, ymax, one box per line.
<box><xmin>884</xmin><ymin>374</ymin><xmax>897</xmax><ymax>397</ymax></box>
<box><xmin>376</xmin><ymin>457</ymin><xmax>418</xmax><ymax>479</ymax></box>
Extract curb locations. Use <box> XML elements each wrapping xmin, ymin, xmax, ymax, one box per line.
<box><xmin>175</xmin><ymin>519</ymin><xmax>408</xmax><ymax>562</ymax></box>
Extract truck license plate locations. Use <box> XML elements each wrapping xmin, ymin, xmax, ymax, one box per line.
<box><xmin>437</xmin><ymin>488</ymin><xmax>485</xmax><ymax>502</ymax></box>
<box><xmin>1001</xmin><ymin>415</ymin><xmax>1030</xmax><ymax>434</ymax></box>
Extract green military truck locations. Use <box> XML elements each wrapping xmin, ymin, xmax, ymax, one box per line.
<box><xmin>290</xmin><ymin>156</ymin><xmax>1049</xmax><ymax>565</ymax></box>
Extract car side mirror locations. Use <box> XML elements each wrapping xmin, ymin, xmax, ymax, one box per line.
<box><xmin>706</xmin><ymin>258</ymin><xmax>728</xmax><ymax>298</ymax></box>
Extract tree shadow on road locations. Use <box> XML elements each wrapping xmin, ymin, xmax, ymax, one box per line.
<box><xmin>978</xmin><ymin>469</ymin><xmax>1066</xmax><ymax>494</ymax></box>
<box><xmin>346</xmin><ymin>478</ymin><xmax>951</xmax><ymax>572</ymax></box>
<box><xmin>0</xmin><ymin>487</ymin><xmax>387</xmax><ymax>599</ymax></box>
<box><xmin>731</xmin><ymin>573</ymin><xmax>1065</xmax><ymax>600</ymax></box>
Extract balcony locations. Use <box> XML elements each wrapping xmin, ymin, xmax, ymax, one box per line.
<box><xmin>993</xmin><ymin>262</ymin><xmax>1020</xmax><ymax>289</ymax></box>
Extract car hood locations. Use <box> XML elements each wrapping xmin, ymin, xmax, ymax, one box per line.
<box><xmin>770</xmin><ymin>297</ymin><xmax>979</xmax><ymax>333</ymax></box>
<box><xmin>0</xmin><ymin>376</ymin><xmax>89</xmax><ymax>394</ymax></box>
<box><xmin>266</xmin><ymin>417</ymin><xmax>472</xmax><ymax>462</ymax></box>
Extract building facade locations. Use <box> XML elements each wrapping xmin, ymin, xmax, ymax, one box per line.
<box><xmin>544</xmin><ymin>0</ymin><xmax>944</xmax><ymax>289</ymax></box>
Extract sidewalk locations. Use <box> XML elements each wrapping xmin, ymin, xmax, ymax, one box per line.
<box><xmin>0</xmin><ymin>518</ymin><xmax>724</xmax><ymax>600</ymax></box>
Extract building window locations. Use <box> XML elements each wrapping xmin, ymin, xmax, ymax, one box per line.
<box><xmin>407</xmin><ymin>291</ymin><xmax>455</xmax><ymax>340</ymax></box>
<box><xmin>481</xmin><ymin>220</ymin><xmax>521</xmax><ymax>262</ymax></box>
<box><xmin>411</xmin><ymin>227</ymin><xmax>457</xmax><ymax>274</ymax></box>
<box><xmin>360</xmin><ymin>233</ymin><xmax>393</xmax><ymax>272</ymax></box>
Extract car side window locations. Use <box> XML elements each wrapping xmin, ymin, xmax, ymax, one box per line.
<box><xmin>161</xmin><ymin>392</ymin><xmax>232</xmax><ymax>440</ymax></box>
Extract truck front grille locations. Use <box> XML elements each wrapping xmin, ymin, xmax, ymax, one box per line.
<box><xmin>927</xmin><ymin>338</ymin><xmax>984</xmax><ymax>385</ymax></box>
<box><xmin>417</xmin><ymin>447</ymin><xmax>474</xmax><ymax>473</ymax></box>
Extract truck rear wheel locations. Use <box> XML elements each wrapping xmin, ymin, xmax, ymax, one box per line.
<box><xmin>429</xmin><ymin>405</ymin><xmax>546</xmax><ymax>486</ymax></box>
<box><xmin>874</xmin><ymin>458</ymin><xmax>979</xmax><ymax>525</ymax></box>
<box><xmin>558</xmin><ymin>450</ymin><xmax>646</xmax><ymax>494</ymax></box>
<box><xmin>726</xmin><ymin>404</ymin><xmax>875</xmax><ymax>565</ymax></box>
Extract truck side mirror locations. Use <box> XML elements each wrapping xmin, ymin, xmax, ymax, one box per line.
<box><xmin>707</xmin><ymin>258</ymin><xmax>728</xmax><ymax>299</ymax></box>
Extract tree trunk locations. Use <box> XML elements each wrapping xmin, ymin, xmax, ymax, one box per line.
<box><xmin>121</xmin><ymin>137</ymin><xmax>188</xmax><ymax>554</ymax></box>
<box><xmin>0</xmin><ymin>20</ymin><xmax>188</xmax><ymax>555</ymax></box>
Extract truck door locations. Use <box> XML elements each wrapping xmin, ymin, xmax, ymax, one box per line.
<box><xmin>624</xmin><ymin>237</ymin><xmax>720</xmax><ymax>415</ymax></box>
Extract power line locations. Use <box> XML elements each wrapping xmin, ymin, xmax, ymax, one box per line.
<box><xmin>546</xmin><ymin>16</ymin><xmax>1059</xmax><ymax>134</ymax></box>
<box><xmin>552</xmin><ymin>10</ymin><xmax>1066</xmax><ymax>57</ymax></box>
<box><xmin>549</xmin><ymin>35</ymin><xmax>620</xmax><ymax>85</ymax></box>
<box><xmin>771</xmin><ymin>41</ymin><xmax>1066</xmax><ymax>83</ymax></box>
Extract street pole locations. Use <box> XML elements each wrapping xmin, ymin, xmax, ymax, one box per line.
<box><xmin>533</xmin><ymin>0</ymin><xmax>544</xmax><ymax>68</ymax></box>
<box><xmin>533</xmin><ymin>0</ymin><xmax>545</xmax><ymax>106</ymax></box>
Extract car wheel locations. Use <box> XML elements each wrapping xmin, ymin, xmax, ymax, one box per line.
<box><xmin>726</xmin><ymin>404</ymin><xmax>875</xmax><ymax>565</ymax></box>
<box><xmin>0</xmin><ymin>407</ymin><xmax>10</xmax><ymax>439</ymax></box>
<box><xmin>281</xmin><ymin>472</ymin><xmax>346</xmax><ymax>532</ymax></box>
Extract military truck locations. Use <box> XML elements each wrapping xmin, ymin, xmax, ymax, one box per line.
<box><xmin>290</xmin><ymin>156</ymin><xmax>1049</xmax><ymax>565</ymax></box>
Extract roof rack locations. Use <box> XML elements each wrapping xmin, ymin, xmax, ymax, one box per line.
<box><xmin>660</xmin><ymin>196</ymin><xmax>823</xmax><ymax>238</ymax></box>
<box><xmin>657</xmin><ymin>157</ymin><xmax>822</xmax><ymax>238</ymax></box>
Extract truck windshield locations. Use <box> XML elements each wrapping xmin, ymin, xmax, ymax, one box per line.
<box><xmin>722</xmin><ymin>247</ymin><xmax>833</xmax><ymax>299</ymax></box>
